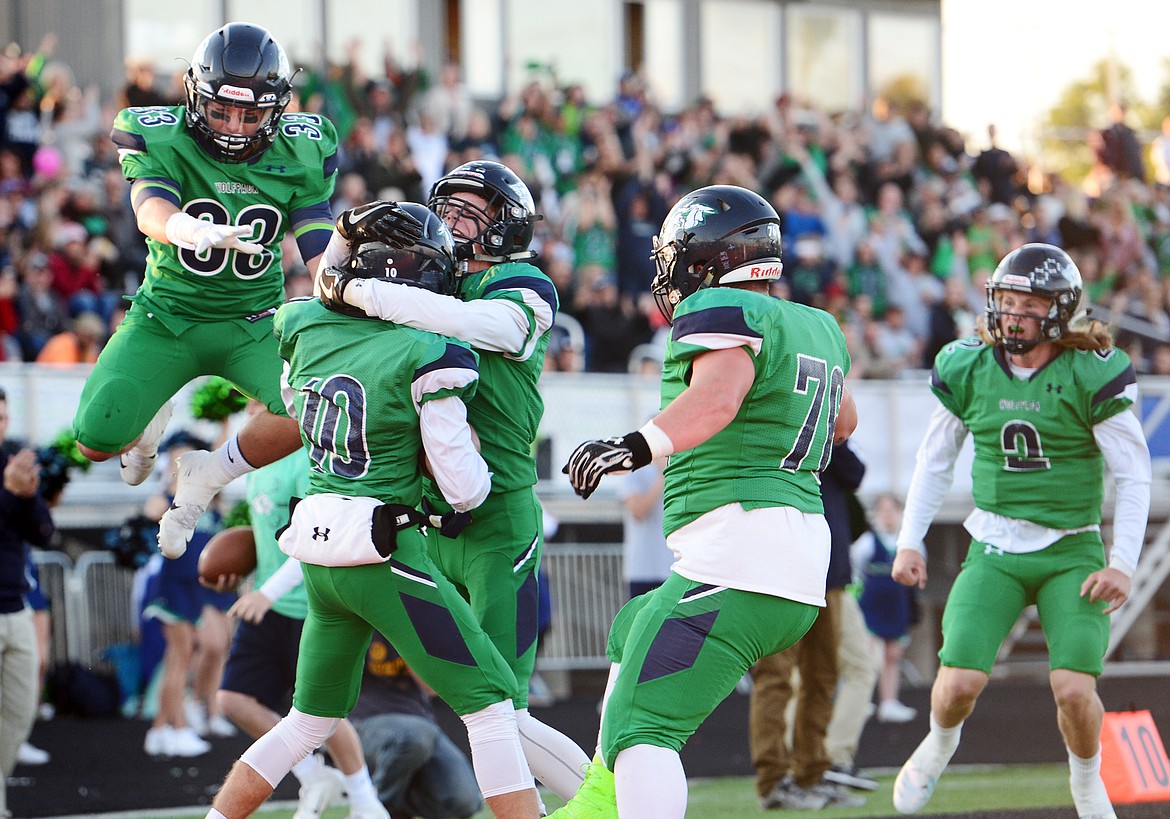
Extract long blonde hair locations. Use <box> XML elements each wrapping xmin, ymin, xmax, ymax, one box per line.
<box><xmin>976</xmin><ymin>314</ymin><xmax>1113</xmax><ymax>352</ymax></box>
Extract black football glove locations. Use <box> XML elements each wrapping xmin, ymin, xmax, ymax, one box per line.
<box><xmin>336</xmin><ymin>200</ymin><xmax>425</xmax><ymax>248</ymax></box>
<box><xmin>421</xmin><ymin>498</ymin><xmax>473</xmax><ymax>538</ymax></box>
<box><xmin>562</xmin><ymin>432</ymin><xmax>652</xmax><ymax>500</ymax></box>
<box><xmin>317</xmin><ymin>265</ymin><xmax>361</xmax><ymax>313</ymax></box>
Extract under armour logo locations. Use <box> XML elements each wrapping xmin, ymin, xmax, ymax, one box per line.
<box><xmin>984</xmin><ymin>544</ymin><xmax>1004</xmax><ymax>556</ymax></box>
<box><xmin>1046</xmin><ymin>384</ymin><xmax>1062</xmax><ymax>394</ymax></box>
<box><xmin>312</xmin><ymin>527</ymin><xmax>330</xmax><ymax>541</ymax></box>
<box><xmin>266</xmin><ymin>164</ymin><xmax>286</xmax><ymax>173</ymax></box>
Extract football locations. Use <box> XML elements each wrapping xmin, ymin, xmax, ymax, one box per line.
<box><xmin>198</xmin><ymin>526</ymin><xmax>257</xmax><ymax>589</ymax></box>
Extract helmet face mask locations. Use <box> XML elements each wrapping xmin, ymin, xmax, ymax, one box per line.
<box><xmin>343</xmin><ymin>203</ymin><xmax>457</xmax><ymax>296</ymax></box>
<box><xmin>985</xmin><ymin>243</ymin><xmax>1083</xmax><ymax>354</ymax></box>
<box><xmin>184</xmin><ymin>23</ymin><xmax>294</xmax><ymax>164</ymax></box>
<box><xmin>428</xmin><ymin>161</ymin><xmax>539</xmax><ymax>264</ymax></box>
<box><xmin>649</xmin><ymin>185</ymin><xmax>783</xmax><ymax>324</ymax></box>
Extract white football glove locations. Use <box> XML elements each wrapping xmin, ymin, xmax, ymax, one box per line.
<box><xmin>165</xmin><ymin>212</ymin><xmax>263</xmax><ymax>256</ymax></box>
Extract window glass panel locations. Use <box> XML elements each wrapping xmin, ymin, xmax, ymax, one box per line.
<box><xmin>643</xmin><ymin>0</ymin><xmax>685</xmax><ymax>110</ymax></box>
<box><xmin>787</xmin><ymin>5</ymin><xmax>862</xmax><ymax>113</ymax></box>
<box><xmin>326</xmin><ymin>0</ymin><xmax>419</xmax><ymax>81</ymax></box>
<box><xmin>869</xmin><ymin>13</ymin><xmax>940</xmax><ymax>112</ymax></box>
<box><xmin>462</xmin><ymin>0</ymin><xmax>504</xmax><ymax>99</ymax></box>
<box><xmin>700</xmin><ymin>0</ymin><xmax>781</xmax><ymax>115</ymax></box>
<box><xmin>505</xmin><ymin>0</ymin><xmax>620</xmax><ymax>102</ymax></box>
<box><xmin>124</xmin><ymin>0</ymin><xmax>219</xmax><ymax>91</ymax></box>
<box><xmin>222</xmin><ymin>0</ymin><xmax>319</xmax><ymax>71</ymax></box>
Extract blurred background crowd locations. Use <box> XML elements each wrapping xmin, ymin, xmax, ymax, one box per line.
<box><xmin>3</xmin><ymin>32</ymin><xmax>1170</xmax><ymax>380</ymax></box>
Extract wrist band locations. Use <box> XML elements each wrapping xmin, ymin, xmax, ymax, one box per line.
<box><xmin>638</xmin><ymin>419</ymin><xmax>675</xmax><ymax>460</ymax></box>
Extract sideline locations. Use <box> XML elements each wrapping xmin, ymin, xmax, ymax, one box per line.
<box><xmin>47</xmin><ymin>800</ymin><xmax>302</xmax><ymax>819</ymax></box>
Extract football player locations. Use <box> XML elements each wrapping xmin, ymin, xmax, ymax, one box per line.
<box><xmin>319</xmin><ymin>161</ymin><xmax>592</xmax><ymax>802</ymax></box>
<box><xmin>214</xmin><ymin>403</ymin><xmax>386</xmax><ymax>819</ymax></box>
<box><xmin>889</xmin><ymin>243</ymin><xmax>1151</xmax><ymax>819</ymax></box>
<box><xmin>556</xmin><ymin>184</ymin><xmax>857</xmax><ymax>818</ymax></box>
<box><xmin>170</xmin><ymin>161</ymin><xmax>593</xmax><ymax>802</ymax></box>
<box><xmin>71</xmin><ymin>23</ymin><xmax>341</xmax><ymax>558</ymax></box>
<box><xmin>208</xmin><ymin>206</ymin><xmax>541</xmax><ymax>819</ymax></box>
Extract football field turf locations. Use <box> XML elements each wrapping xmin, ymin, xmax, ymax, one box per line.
<box><xmin>103</xmin><ymin>764</ymin><xmax>1167</xmax><ymax>819</ymax></box>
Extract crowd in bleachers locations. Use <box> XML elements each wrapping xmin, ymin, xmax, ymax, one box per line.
<box><xmin>4</xmin><ymin>35</ymin><xmax>1170</xmax><ymax>377</ymax></box>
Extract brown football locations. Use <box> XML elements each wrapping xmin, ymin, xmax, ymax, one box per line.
<box><xmin>198</xmin><ymin>526</ymin><xmax>257</xmax><ymax>588</ymax></box>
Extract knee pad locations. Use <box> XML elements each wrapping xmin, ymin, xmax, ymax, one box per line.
<box><xmin>460</xmin><ymin>700</ymin><xmax>533</xmax><ymax>798</ymax></box>
<box><xmin>75</xmin><ymin>377</ymin><xmax>144</xmax><ymax>453</ymax></box>
<box><xmin>240</xmin><ymin>707</ymin><xmax>339</xmax><ymax>787</ymax></box>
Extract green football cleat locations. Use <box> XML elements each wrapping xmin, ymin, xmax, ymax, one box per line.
<box><xmin>546</xmin><ymin>756</ymin><xmax>618</xmax><ymax>818</ymax></box>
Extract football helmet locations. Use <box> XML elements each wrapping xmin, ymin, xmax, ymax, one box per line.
<box><xmin>346</xmin><ymin>203</ymin><xmax>457</xmax><ymax>295</ymax></box>
<box><xmin>427</xmin><ymin>160</ymin><xmax>539</xmax><ymax>263</ymax></box>
<box><xmin>985</xmin><ymin>243</ymin><xmax>1082</xmax><ymax>353</ymax></box>
<box><xmin>183</xmin><ymin>22</ymin><xmax>294</xmax><ymax>163</ymax></box>
<box><xmin>650</xmin><ymin>185</ymin><xmax>783</xmax><ymax>323</ymax></box>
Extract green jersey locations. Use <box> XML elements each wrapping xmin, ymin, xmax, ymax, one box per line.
<box><xmin>274</xmin><ymin>298</ymin><xmax>479</xmax><ymax>505</ymax></box>
<box><xmin>431</xmin><ymin>261</ymin><xmax>558</xmax><ymax>494</ymax></box>
<box><xmin>661</xmin><ymin>289</ymin><xmax>851</xmax><ymax>535</ymax></box>
<box><xmin>246</xmin><ymin>447</ymin><xmax>311</xmax><ymax>620</ymax></box>
<box><xmin>931</xmin><ymin>339</ymin><xmax>1137</xmax><ymax>528</ymax></box>
<box><xmin>112</xmin><ymin>106</ymin><xmax>338</xmax><ymax>321</ymax></box>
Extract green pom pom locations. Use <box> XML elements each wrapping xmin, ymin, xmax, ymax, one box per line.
<box><xmin>190</xmin><ymin>377</ymin><xmax>248</xmax><ymax>422</ymax></box>
<box><xmin>221</xmin><ymin>500</ymin><xmax>252</xmax><ymax>529</ymax></box>
<box><xmin>46</xmin><ymin>429</ymin><xmax>92</xmax><ymax>473</ymax></box>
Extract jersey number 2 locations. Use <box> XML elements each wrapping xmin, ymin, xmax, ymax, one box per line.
<box><xmin>1001</xmin><ymin>420</ymin><xmax>1050</xmax><ymax>471</ymax></box>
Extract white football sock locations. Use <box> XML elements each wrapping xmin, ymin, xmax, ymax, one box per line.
<box><xmin>218</xmin><ymin>435</ymin><xmax>256</xmax><ymax>481</ymax></box>
<box><xmin>290</xmin><ymin>751</ymin><xmax>325</xmax><ymax>785</ymax></box>
<box><xmin>910</xmin><ymin>713</ymin><xmax>962</xmax><ymax>776</ymax></box>
<box><xmin>1068</xmin><ymin>748</ymin><xmax>1114</xmax><ymax>816</ymax></box>
<box><xmin>344</xmin><ymin>766</ymin><xmax>381</xmax><ymax>809</ymax></box>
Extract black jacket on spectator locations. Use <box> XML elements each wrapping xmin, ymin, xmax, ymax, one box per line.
<box><xmin>0</xmin><ymin>449</ymin><xmax>55</xmax><ymax>613</ymax></box>
<box><xmin>820</xmin><ymin>439</ymin><xmax>866</xmax><ymax>592</ymax></box>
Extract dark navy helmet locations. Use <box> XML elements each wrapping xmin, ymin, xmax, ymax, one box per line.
<box><xmin>650</xmin><ymin>185</ymin><xmax>783</xmax><ymax>323</ymax></box>
<box><xmin>183</xmin><ymin>23</ymin><xmax>294</xmax><ymax>163</ymax></box>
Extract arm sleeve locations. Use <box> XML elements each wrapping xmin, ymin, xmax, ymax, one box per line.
<box><xmin>895</xmin><ymin>402</ymin><xmax>969</xmax><ymax>556</ymax></box>
<box><xmin>317</xmin><ymin>229</ymin><xmax>351</xmax><ymax>276</ymax></box>
<box><xmin>419</xmin><ymin>396</ymin><xmax>491</xmax><ymax>512</ymax></box>
<box><xmin>348</xmin><ymin>278</ymin><xmax>531</xmax><ymax>354</ymax></box>
<box><xmin>1094</xmin><ymin>409</ymin><xmax>1152</xmax><ymax>576</ymax></box>
<box><xmin>257</xmin><ymin>557</ymin><xmax>304</xmax><ymax>603</ymax></box>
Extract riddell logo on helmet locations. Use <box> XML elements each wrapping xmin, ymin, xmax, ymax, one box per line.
<box><xmin>1001</xmin><ymin>274</ymin><xmax>1031</xmax><ymax>287</ymax></box>
<box><xmin>749</xmin><ymin>264</ymin><xmax>782</xmax><ymax>278</ymax></box>
<box><xmin>217</xmin><ymin>85</ymin><xmax>255</xmax><ymax>102</ymax></box>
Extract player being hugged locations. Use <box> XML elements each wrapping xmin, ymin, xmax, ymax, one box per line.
<box><xmin>72</xmin><ymin>23</ymin><xmax>339</xmax><ymax>560</ymax></box>
<box><xmin>318</xmin><ymin>162</ymin><xmax>594</xmax><ymax>801</ymax></box>
<box><xmin>889</xmin><ymin>243</ymin><xmax>1152</xmax><ymax>819</ymax></box>
<box><xmin>207</xmin><ymin>205</ymin><xmax>541</xmax><ymax>819</ymax></box>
